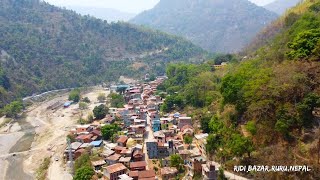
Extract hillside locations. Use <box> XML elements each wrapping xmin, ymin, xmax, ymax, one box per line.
<box><xmin>160</xmin><ymin>0</ymin><xmax>320</xmax><ymax>179</ymax></box>
<box><xmin>264</xmin><ymin>0</ymin><xmax>302</xmax><ymax>15</ymax></box>
<box><xmin>64</xmin><ymin>6</ymin><xmax>136</xmax><ymax>22</ymax></box>
<box><xmin>0</xmin><ymin>0</ymin><xmax>205</xmax><ymax>108</ymax></box>
<box><xmin>130</xmin><ymin>0</ymin><xmax>278</xmax><ymax>53</ymax></box>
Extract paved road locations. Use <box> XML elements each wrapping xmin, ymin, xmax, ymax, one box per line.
<box><xmin>143</xmin><ymin>114</ymin><xmax>155</xmax><ymax>170</ymax></box>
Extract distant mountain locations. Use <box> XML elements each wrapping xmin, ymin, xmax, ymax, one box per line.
<box><xmin>131</xmin><ymin>0</ymin><xmax>278</xmax><ymax>53</ymax></box>
<box><xmin>264</xmin><ymin>0</ymin><xmax>302</xmax><ymax>15</ymax></box>
<box><xmin>0</xmin><ymin>0</ymin><xmax>205</xmax><ymax>107</ymax></box>
<box><xmin>65</xmin><ymin>6</ymin><xmax>136</xmax><ymax>22</ymax></box>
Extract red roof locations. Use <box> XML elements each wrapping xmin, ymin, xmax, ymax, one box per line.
<box><xmin>139</xmin><ymin>170</ymin><xmax>156</xmax><ymax>178</ymax></box>
<box><xmin>114</xmin><ymin>146</ymin><xmax>126</xmax><ymax>151</ymax></box>
<box><xmin>129</xmin><ymin>171</ymin><xmax>139</xmax><ymax>177</ymax></box>
<box><xmin>104</xmin><ymin>163</ymin><xmax>127</xmax><ymax>174</ymax></box>
<box><xmin>133</xmin><ymin>150</ymin><xmax>144</xmax><ymax>157</ymax></box>
<box><xmin>130</xmin><ymin>161</ymin><xmax>147</xmax><ymax>168</ymax></box>
<box><xmin>117</xmin><ymin>136</ymin><xmax>128</xmax><ymax>144</ymax></box>
<box><xmin>76</xmin><ymin>134</ymin><xmax>93</xmax><ymax>140</ymax></box>
<box><xmin>106</xmin><ymin>154</ymin><xmax>121</xmax><ymax>161</ymax></box>
<box><xmin>129</xmin><ymin>170</ymin><xmax>155</xmax><ymax>179</ymax></box>
<box><xmin>91</xmin><ymin>129</ymin><xmax>102</xmax><ymax>137</ymax></box>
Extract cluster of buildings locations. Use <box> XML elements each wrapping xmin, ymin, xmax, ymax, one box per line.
<box><xmin>64</xmin><ymin>76</ymin><xmax>219</xmax><ymax>180</ymax></box>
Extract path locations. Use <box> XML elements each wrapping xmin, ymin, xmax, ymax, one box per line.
<box><xmin>143</xmin><ymin>114</ymin><xmax>155</xmax><ymax>170</ymax></box>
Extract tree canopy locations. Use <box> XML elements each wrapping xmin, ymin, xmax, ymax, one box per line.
<box><xmin>93</xmin><ymin>104</ymin><xmax>108</xmax><ymax>120</ymax></box>
<box><xmin>69</xmin><ymin>89</ymin><xmax>81</xmax><ymax>103</ymax></box>
<box><xmin>101</xmin><ymin>124</ymin><xmax>121</xmax><ymax>141</ymax></box>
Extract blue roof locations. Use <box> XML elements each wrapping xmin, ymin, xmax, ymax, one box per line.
<box><xmin>90</xmin><ymin>140</ymin><xmax>103</xmax><ymax>146</ymax></box>
<box><xmin>64</xmin><ymin>101</ymin><xmax>72</xmax><ymax>106</ymax></box>
<box><xmin>117</xmin><ymin>85</ymin><xmax>130</xmax><ymax>88</ymax></box>
<box><xmin>174</xmin><ymin>112</ymin><xmax>180</xmax><ymax>117</ymax></box>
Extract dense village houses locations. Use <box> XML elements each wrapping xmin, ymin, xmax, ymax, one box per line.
<box><xmin>62</xmin><ymin>76</ymin><xmax>217</xmax><ymax>180</ymax></box>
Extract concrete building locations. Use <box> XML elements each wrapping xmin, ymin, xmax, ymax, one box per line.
<box><xmin>103</xmin><ymin>163</ymin><xmax>127</xmax><ymax>180</ymax></box>
<box><xmin>146</xmin><ymin>139</ymin><xmax>158</xmax><ymax>159</ymax></box>
<box><xmin>178</xmin><ymin>117</ymin><xmax>192</xmax><ymax>129</ymax></box>
<box><xmin>152</xmin><ymin>119</ymin><xmax>161</xmax><ymax>132</ymax></box>
<box><xmin>202</xmin><ymin>162</ymin><xmax>218</xmax><ymax>180</ymax></box>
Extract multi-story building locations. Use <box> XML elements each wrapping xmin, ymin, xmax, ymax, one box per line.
<box><xmin>146</xmin><ymin>139</ymin><xmax>158</xmax><ymax>159</ymax></box>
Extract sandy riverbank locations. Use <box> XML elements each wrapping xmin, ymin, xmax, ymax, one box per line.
<box><xmin>0</xmin><ymin>86</ymin><xmax>108</xmax><ymax>180</ymax></box>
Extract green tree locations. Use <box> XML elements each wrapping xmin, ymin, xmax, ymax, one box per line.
<box><xmin>228</xmin><ymin>134</ymin><xmax>254</xmax><ymax>158</ymax></box>
<box><xmin>200</xmin><ymin>115</ymin><xmax>211</xmax><ymax>133</ymax></box>
<box><xmin>69</xmin><ymin>89</ymin><xmax>81</xmax><ymax>103</ymax></box>
<box><xmin>87</xmin><ymin>113</ymin><xmax>94</xmax><ymax>123</ymax></box>
<box><xmin>149</xmin><ymin>74</ymin><xmax>156</xmax><ymax>81</ymax></box>
<box><xmin>184</xmin><ymin>135</ymin><xmax>193</xmax><ymax>149</ymax></box>
<box><xmin>287</xmin><ymin>29</ymin><xmax>320</xmax><ymax>59</ymax></box>
<box><xmin>79</xmin><ymin>102</ymin><xmax>88</xmax><ymax>110</ymax></box>
<box><xmin>245</xmin><ymin>120</ymin><xmax>257</xmax><ymax>135</ymax></box>
<box><xmin>206</xmin><ymin>134</ymin><xmax>222</xmax><ymax>154</ymax></box>
<box><xmin>108</xmin><ymin>93</ymin><xmax>125</xmax><ymax>108</ymax></box>
<box><xmin>101</xmin><ymin>124</ymin><xmax>121</xmax><ymax>140</ymax></box>
<box><xmin>170</xmin><ymin>154</ymin><xmax>184</xmax><ymax>171</ymax></box>
<box><xmin>3</xmin><ymin>100</ymin><xmax>23</xmax><ymax>118</ymax></box>
<box><xmin>82</xmin><ymin>97</ymin><xmax>91</xmax><ymax>103</ymax></box>
<box><xmin>217</xmin><ymin>167</ymin><xmax>227</xmax><ymax>180</ymax></box>
<box><xmin>93</xmin><ymin>104</ymin><xmax>108</xmax><ymax>120</ymax></box>
<box><xmin>297</xmin><ymin>93</ymin><xmax>320</xmax><ymax>128</ymax></box>
<box><xmin>74</xmin><ymin>153</ymin><xmax>91</xmax><ymax>171</ymax></box>
<box><xmin>97</xmin><ymin>93</ymin><xmax>106</xmax><ymax>103</ymax></box>
<box><xmin>73</xmin><ymin>166</ymin><xmax>94</xmax><ymax>180</ymax></box>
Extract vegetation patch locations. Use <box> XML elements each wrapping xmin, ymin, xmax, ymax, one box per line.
<box><xmin>36</xmin><ymin>157</ymin><xmax>51</xmax><ymax>180</ymax></box>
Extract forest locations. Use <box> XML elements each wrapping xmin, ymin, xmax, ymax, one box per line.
<box><xmin>0</xmin><ymin>0</ymin><xmax>206</xmax><ymax>109</ymax></box>
<box><xmin>160</xmin><ymin>1</ymin><xmax>320</xmax><ymax>179</ymax></box>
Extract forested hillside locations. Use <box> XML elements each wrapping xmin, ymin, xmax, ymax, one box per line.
<box><xmin>131</xmin><ymin>0</ymin><xmax>278</xmax><ymax>53</ymax></box>
<box><xmin>160</xmin><ymin>0</ymin><xmax>320</xmax><ymax>179</ymax></box>
<box><xmin>0</xmin><ymin>0</ymin><xmax>205</xmax><ymax>108</ymax></box>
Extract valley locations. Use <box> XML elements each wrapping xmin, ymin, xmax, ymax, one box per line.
<box><xmin>0</xmin><ymin>0</ymin><xmax>320</xmax><ymax>179</ymax></box>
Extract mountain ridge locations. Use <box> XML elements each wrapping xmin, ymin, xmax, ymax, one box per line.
<box><xmin>131</xmin><ymin>0</ymin><xmax>278</xmax><ymax>53</ymax></box>
<box><xmin>0</xmin><ymin>0</ymin><xmax>205</xmax><ymax>108</ymax></box>
<box><xmin>64</xmin><ymin>6</ymin><xmax>136</xmax><ymax>22</ymax></box>
<box><xmin>264</xmin><ymin>0</ymin><xmax>302</xmax><ymax>15</ymax></box>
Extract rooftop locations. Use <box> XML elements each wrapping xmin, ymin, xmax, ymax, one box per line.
<box><xmin>76</xmin><ymin>134</ymin><xmax>93</xmax><ymax>140</ymax></box>
<box><xmin>194</xmin><ymin>133</ymin><xmax>209</xmax><ymax>140</ymax></box>
<box><xmin>115</xmin><ymin>146</ymin><xmax>127</xmax><ymax>151</ymax></box>
<box><xmin>161</xmin><ymin>167</ymin><xmax>178</xmax><ymax>175</ymax></box>
<box><xmin>104</xmin><ymin>163</ymin><xmax>127</xmax><ymax>174</ymax></box>
<box><xmin>119</xmin><ymin>174</ymin><xmax>133</xmax><ymax>180</ymax></box>
<box><xmin>179</xmin><ymin>117</ymin><xmax>192</xmax><ymax>120</ymax></box>
<box><xmin>91</xmin><ymin>160</ymin><xmax>106</xmax><ymax>167</ymax></box>
<box><xmin>90</xmin><ymin>140</ymin><xmax>103</xmax><ymax>146</ymax></box>
<box><xmin>70</xmin><ymin>142</ymin><xmax>82</xmax><ymax>150</ymax></box>
<box><xmin>119</xmin><ymin>157</ymin><xmax>132</xmax><ymax>163</ymax></box>
<box><xmin>102</xmin><ymin>148</ymin><xmax>115</xmax><ymax>157</ymax></box>
<box><xmin>117</xmin><ymin>136</ymin><xmax>129</xmax><ymax>143</ymax></box>
<box><xmin>139</xmin><ymin>170</ymin><xmax>156</xmax><ymax>179</ymax></box>
<box><xmin>129</xmin><ymin>170</ymin><xmax>156</xmax><ymax>179</ymax></box>
<box><xmin>106</xmin><ymin>154</ymin><xmax>121</xmax><ymax>161</ymax></box>
<box><xmin>153</xmin><ymin>131</ymin><xmax>165</xmax><ymax>138</ymax></box>
<box><xmin>130</xmin><ymin>161</ymin><xmax>147</xmax><ymax>168</ymax></box>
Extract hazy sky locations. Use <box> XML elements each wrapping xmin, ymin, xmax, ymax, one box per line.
<box><xmin>44</xmin><ymin>0</ymin><xmax>275</xmax><ymax>14</ymax></box>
